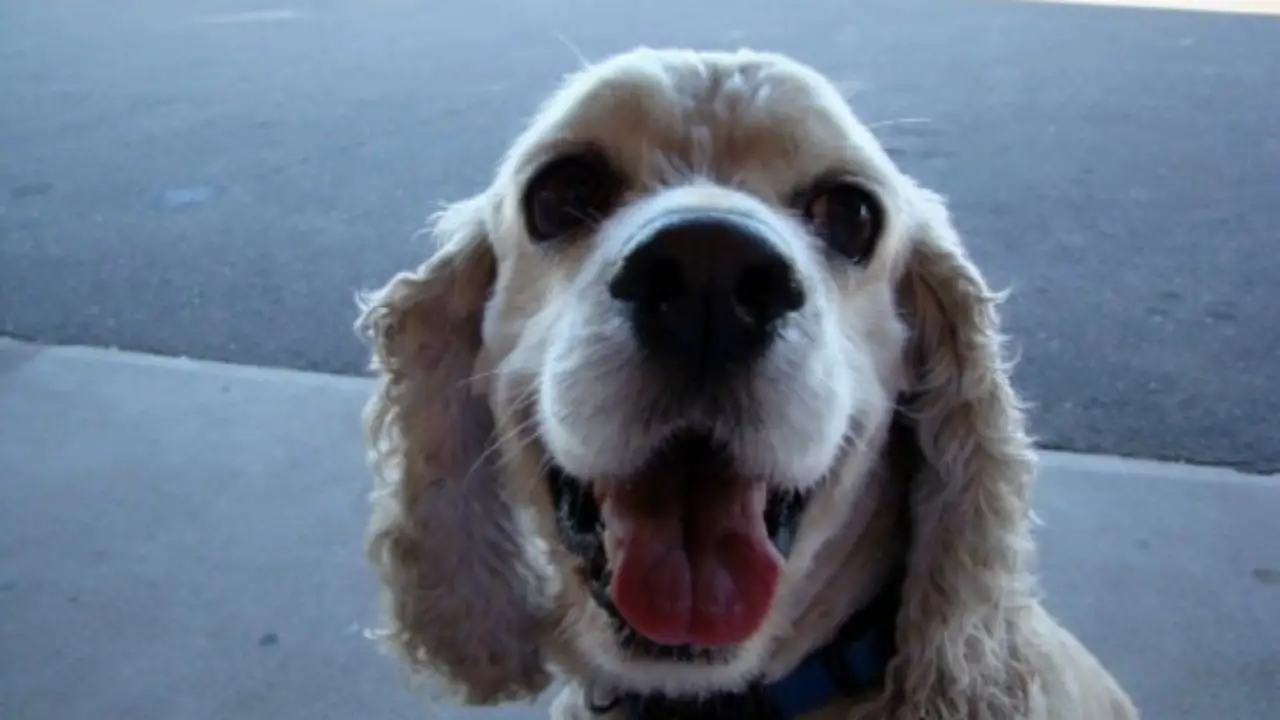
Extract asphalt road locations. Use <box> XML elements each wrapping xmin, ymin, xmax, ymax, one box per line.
<box><xmin>1</xmin><ymin>0</ymin><xmax>1277</xmax><ymax>471</ymax></box>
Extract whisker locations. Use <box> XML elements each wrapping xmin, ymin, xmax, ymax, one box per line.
<box><xmin>453</xmin><ymin>366</ymin><xmax>503</xmax><ymax>391</ymax></box>
<box><xmin>464</xmin><ymin>384</ymin><xmax>542</xmax><ymax>482</ymax></box>
<box><xmin>562</xmin><ymin>206</ymin><xmax>606</xmax><ymax>226</ymax></box>
<box><xmin>550</xmin><ymin>30</ymin><xmax>593</xmax><ymax>71</ymax></box>
<box><xmin>466</xmin><ymin>411</ymin><xmax>540</xmax><ymax>482</ymax></box>
<box><xmin>867</xmin><ymin>117</ymin><xmax>932</xmax><ymax>129</ymax></box>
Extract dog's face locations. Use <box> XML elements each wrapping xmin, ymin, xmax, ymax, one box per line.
<box><xmin>362</xmin><ymin>47</ymin><xmax>1034</xmax><ymax>708</ymax></box>
<box><xmin>477</xmin><ymin>48</ymin><xmax>911</xmax><ymax>689</ymax></box>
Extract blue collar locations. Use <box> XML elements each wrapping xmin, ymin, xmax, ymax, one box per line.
<box><xmin>758</xmin><ymin>601</ymin><xmax>895</xmax><ymax>718</ymax></box>
<box><xmin>604</xmin><ymin>568</ymin><xmax>902</xmax><ymax>720</ymax></box>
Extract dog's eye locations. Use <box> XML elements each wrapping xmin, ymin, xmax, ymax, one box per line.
<box><xmin>523</xmin><ymin>151</ymin><xmax>622</xmax><ymax>242</ymax></box>
<box><xmin>803</xmin><ymin>182</ymin><xmax>883</xmax><ymax>264</ymax></box>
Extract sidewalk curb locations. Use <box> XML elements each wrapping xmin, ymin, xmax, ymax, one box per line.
<box><xmin>1038</xmin><ymin>451</ymin><xmax>1280</xmax><ymax>487</ymax></box>
<box><xmin>5</xmin><ymin>337</ymin><xmax>1277</xmax><ymax>485</ymax></box>
<box><xmin>0</xmin><ymin>336</ymin><xmax>371</xmax><ymax>390</ymax></box>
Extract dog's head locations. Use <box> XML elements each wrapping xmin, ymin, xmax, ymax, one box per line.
<box><xmin>361</xmin><ymin>47</ymin><xmax>1036</xmax><ymax>710</ymax></box>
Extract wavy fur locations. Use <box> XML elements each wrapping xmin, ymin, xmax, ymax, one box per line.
<box><xmin>358</xmin><ymin>47</ymin><xmax>1139</xmax><ymax>720</ymax></box>
<box><xmin>359</xmin><ymin>195</ymin><xmax>551</xmax><ymax>704</ymax></box>
<box><xmin>873</xmin><ymin>186</ymin><xmax>1040</xmax><ymax>719</ymax></box>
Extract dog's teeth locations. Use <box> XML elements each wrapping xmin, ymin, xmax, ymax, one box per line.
<box><xmin>750</xmin><ymin>482</ymin><xmax>770</xmax><ymax>514</ymax></box>
<box><xmin>601</xmin><ymin>520</ymin><xmax>621</xmax><ymax>560</ymax></box>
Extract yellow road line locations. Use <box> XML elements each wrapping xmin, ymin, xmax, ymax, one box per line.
<box><xmin>1006</xmin><ymin>0</ymin><xmax>1280</xmax><ymax>15</ymax></box>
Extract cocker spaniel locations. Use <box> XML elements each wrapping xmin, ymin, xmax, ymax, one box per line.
<box><xmin>357</xmin><ymin>47</ymin><xmax>1139</xmax><ymax>720</ymax></box>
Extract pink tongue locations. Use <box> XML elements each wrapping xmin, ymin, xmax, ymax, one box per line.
<box><xmin>607</xmin><ymin>478</ymin><xmax>781</xmax><ymax>647</ymax></box>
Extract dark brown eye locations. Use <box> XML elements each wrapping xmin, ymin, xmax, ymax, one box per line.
<box><xmin>522</xmin><ymin>150</ymin><xmax>622</xmax><ymax>243</ymax></box>
<box><xmin>803</xmin><ymin>182</ymin><xmax>883</xmax><ymax>263</ymax></box>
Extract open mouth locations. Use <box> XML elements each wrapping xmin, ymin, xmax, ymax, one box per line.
<box><xmin>546</xmin><ymin>429</ymin><xmax>810</xmax><ymax>659</ymax></box>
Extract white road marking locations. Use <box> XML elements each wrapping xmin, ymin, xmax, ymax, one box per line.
<box><xmin>1004</xmin><ymin>0</ymin><xmax>1280</xmax><ymax>16</ymax></box>
<box><xmin>193</xmin><ymin>9</ymin><xmax>305</xmax><ymax>25</ymax></box>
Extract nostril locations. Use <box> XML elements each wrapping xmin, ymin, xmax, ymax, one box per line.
<box><xmin>643</xmin><ymin>257</ymin><xmax>686</xmax><ymax>310</ymax></box>
<box><xmin>733</xmin><ymin>260</ymin><xmax>805</xmax><ymax>326</ymax></box>
<box><xmin>609</xmin><ymin>252</ymin><xmax>687</xmax><ymax>311</ymax></box>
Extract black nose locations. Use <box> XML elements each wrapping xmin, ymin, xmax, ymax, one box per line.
<box><xmin>608</xmin><ymin>211</ymin><xmax>805</xmax><ymax>377</ymax></box>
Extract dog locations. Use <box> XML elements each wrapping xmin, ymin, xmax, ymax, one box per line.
<box><xmin>356</xmin><ymin>47</ymin><xmax>1139</xmax><ymax>720</ymax></box>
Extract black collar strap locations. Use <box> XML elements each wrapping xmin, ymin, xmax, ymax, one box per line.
<box><xmin>596</xmin><ymin>566</ymin><xmax>903</xmax><ymax>720</ymax></box>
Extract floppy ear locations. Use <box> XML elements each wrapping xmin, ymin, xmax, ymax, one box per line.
<box><xmin>886</xmin><ymin>186</ymin><xmax>1039</xmax><ymax>718</ymax></box>
<box><xmin>358</xmin><ymin>195</ymin><xmax>552</xmax><ymax>705</ymax></box>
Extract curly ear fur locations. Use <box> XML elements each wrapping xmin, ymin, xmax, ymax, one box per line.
<box><xmin>882</xmin><ymin>186</ymin><xmax>1040</xmax><ymax>719</ymax></box>
<box><xmin>358</xmin><ymin>196</ymin><xmax>552</xmax><ymax>704</ymax></box>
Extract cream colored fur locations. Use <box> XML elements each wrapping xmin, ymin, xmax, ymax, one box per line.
<box><xmin>357</xmin><ymin>47</ymin><xmax>1140</xmax><ymax>720</ymax></box>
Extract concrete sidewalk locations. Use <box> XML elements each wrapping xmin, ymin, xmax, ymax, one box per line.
<box><xmin>1</xmin><ymin>339</ymin><xmax>1276</xmax><ymax>720</ymax></box>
